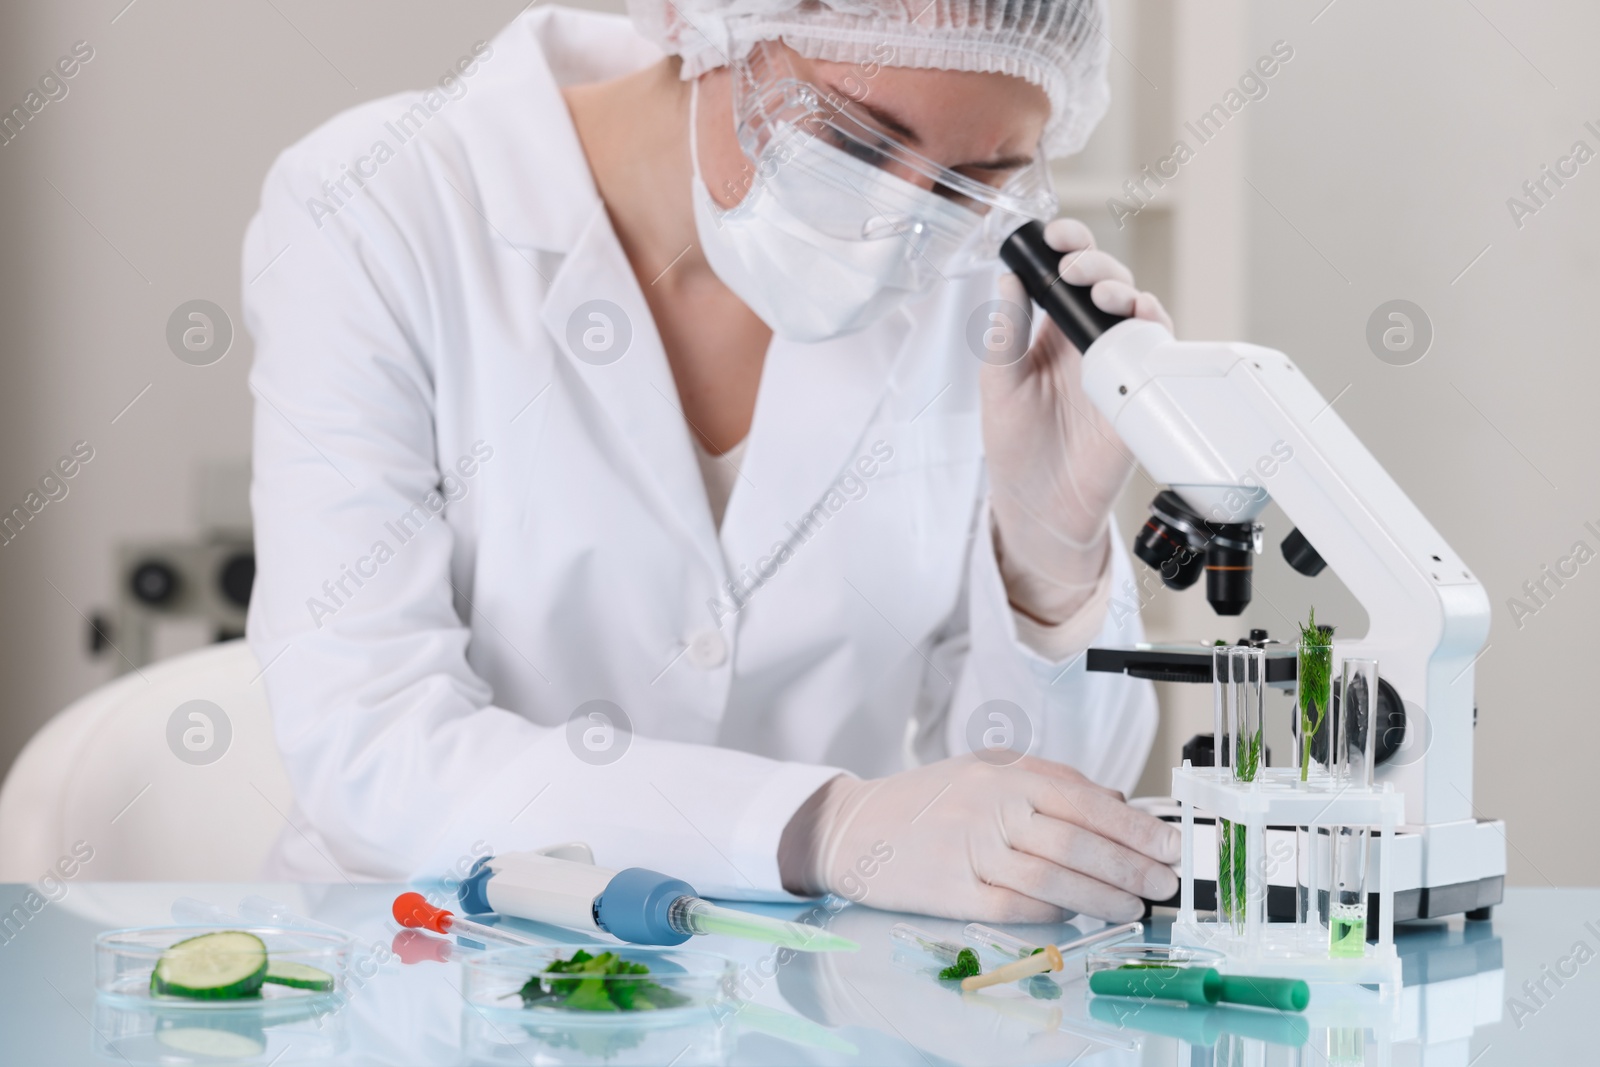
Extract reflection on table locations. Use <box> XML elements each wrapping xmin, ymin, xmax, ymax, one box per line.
<box><xmin>0</xmin><ymin>880</ymin><xmax>1524</xmax><ymax>1066</ymax></box>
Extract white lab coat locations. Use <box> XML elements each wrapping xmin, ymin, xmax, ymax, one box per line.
<box><xmin>242</xmin><ymin>6</ymin><xmax>1156</xmax><ymax>898</ymax></box>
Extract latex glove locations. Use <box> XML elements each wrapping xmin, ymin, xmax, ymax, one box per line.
<box><xmin>980</xmin><ymin>217</ymin><xmax>1174</xmax><ymax>625</ymax></box>
<box><xmin>780</xmin><ymin>755</ymin><xmax>1180</xmax><ymax>922</ymax></box>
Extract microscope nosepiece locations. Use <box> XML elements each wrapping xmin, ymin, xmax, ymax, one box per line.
<box><xmin>1133</xmin><ymin>491</ymin><xmax>1260</xmax><ymax>614</ymax></box>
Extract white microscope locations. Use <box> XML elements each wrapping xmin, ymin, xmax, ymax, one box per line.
<box><xmin>1001</xmin><ymin>222</ymin><xmax>1505</xmax><ymax>928</ymax></box>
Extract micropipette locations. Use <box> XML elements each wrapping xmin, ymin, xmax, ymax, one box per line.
<box><xmin>459</xmin><ymin>850</ymin><xmax>857</xmax><ymax>952</ymax></box>
<box><xmin>392</xmin><ymin>891</ymin><xmax>547</xmax><ymax>948</ymax></box>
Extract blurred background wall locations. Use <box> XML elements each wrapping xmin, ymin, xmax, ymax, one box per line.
<box><xmin>0</xmin><ymin>0</ymin><xmax>1592</xmax><ymax>886</ymax></box>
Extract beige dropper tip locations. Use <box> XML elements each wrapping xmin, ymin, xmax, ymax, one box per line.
<box><xmin>960</xmin><ymin>943</ymin><xmax>1064</xmax><ymax>992</ymax></box>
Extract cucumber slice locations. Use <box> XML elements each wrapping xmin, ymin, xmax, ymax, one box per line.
<box><xmin>264</xmin><ymin>960</ymin><xmax>335</xmax><ymax>992</ymax></box>
<box><xmin>151</xmin><ymin>931</ymin><xmax>268</xmax><ymax>1000</ymax></box>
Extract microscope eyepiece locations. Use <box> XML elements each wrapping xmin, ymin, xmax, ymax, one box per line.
<box><xmin>999</xmin><ymin>220</ymin><xmax>1128</xmax><ymax>353</ymax></box>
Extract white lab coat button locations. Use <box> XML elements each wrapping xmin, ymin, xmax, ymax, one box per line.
<box><xmin>685</xmin><ymin>630</ymin><xmax>728</xmax><ymax>670</ymax></box>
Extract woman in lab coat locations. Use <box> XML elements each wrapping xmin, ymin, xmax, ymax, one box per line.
<box><xmin>244</xmin><ymin>0</ymin><xmax>1181</xmax><ymax>922</ymax></box>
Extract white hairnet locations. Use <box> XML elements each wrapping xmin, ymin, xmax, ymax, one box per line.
<box><xmin>627</xmin><ymin>0</ymin><xmax>1111</xmax><ymax>158</ymax></box>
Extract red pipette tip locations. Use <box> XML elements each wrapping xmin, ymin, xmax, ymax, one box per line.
<box><xmin>393</xmin><ymin>891</ymin><xmax>454</xmax><ymax>934</ymax></box>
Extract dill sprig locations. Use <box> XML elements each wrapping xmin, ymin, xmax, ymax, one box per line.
<box><xmin>1219</xmin><ymin>681</ymin><xmax>1265</xmax><ymax>930</ymax></box>
<box><xmin>1297</xmin><ymin>607</ymin><xmax>1334</xmax><ymax>781</ymax></box>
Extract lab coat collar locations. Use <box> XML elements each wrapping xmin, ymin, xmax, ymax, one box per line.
<box><xmin>449</xmin><ymin>7</ymin><xmax>663</xmax><ymax>253</ymax></box>
<box><xmin>539</xmin><ymin>204</ymin><xmax>727</xmax><ymax>574</ymax></box>
<box><xmin>460</xmin><ymin>8</ymin><xmax>734</xmax><ymax>571</ymax></box>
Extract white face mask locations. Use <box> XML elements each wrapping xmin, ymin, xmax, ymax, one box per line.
<box><xmin>689</xmin><ymin>80</ymin><xmax>983</xmax><ymax>344</ymax></box>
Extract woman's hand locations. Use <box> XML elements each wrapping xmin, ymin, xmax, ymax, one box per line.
<box><xmin>979</xmin><ymin>218</ymin><xmax>1173</xmax><ymax>626</ymax></box>
<box><xmin>782</xmin><ymin>755</ymin><xmax>1179</xmax><ymax>922</ymax></box>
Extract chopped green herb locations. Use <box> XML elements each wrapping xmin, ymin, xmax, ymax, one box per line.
<box><xmin>516</xmin><ymin>950</ymin><xmax>689</xmax><ymax>1012</ymax></box>
<box><xmin>938</xmin><ymin>948</ymin><xmax>981</xmax><ymax>981</ymax></box>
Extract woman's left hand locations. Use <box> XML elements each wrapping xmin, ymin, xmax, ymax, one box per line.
<box><xmin>979</xmin><ymin>217</ymin><xmax>1173</xmax><ymax>627</ymax></box>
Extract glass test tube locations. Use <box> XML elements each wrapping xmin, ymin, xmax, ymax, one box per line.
<box><xmin>1327</xmin><ymin>1025</ymin><xmax>1366</xmax><ymax>1066</ymax></box>
<box><xmin>963</xmin><ymin>923</ymin><xmax>1039</xmax><ymax>962</ymax></box>
<box><xmin>1212</xmin><ymin>644</ymin><xmax>1231</xmax><ymax>774</ymax></box>
<box><xmin>1237</xmin><ymin>646</ymin><xmax>1267</xmax><ymax>939</ymax></box>
<box><xmin>1296</xmin><ymin>631</ymin><xmax>1336</xmax><ymax>782</ymax></box>
<box><xmin>1213</xmin><ymin>649</ymin><xmax>1237</xmax><ymax>927</ymax></box>
<box><xmin>1333</xmin><ymin>657</ymin><xmax>1378</xmax><ymax>787</ymax></box>
<box><xmin>1300</xmin><ymin>825</ymin><xmax>1332</xmax><ymax>936</ymax></box>
<box><xmin>890</xmin><ymin>922</ymin><xmax>962</xmax><ymax>965</ymax></box>
<box><xmin>1328</xmin><ymin>658</ymin><xmax>1378</xmax><ymax>958</ymax></box>
<box><xmin>960</xmin><ymin>921</ymin><xmax>1142</xmax><ymax>966</ymax></box>
<box><xmin>1294</xmin><ymin>629</ymin><xmax>1334</xmax><ymax>947</ymax></box>
<box><xmin>1218</xmin><ymin>647</ymin><xmax>1266</xmax><ymax>936</ymax></box>
<box><xmin>1229</xmin><ymin>646</ymin><xmax>1264</xmax><ymax>781</ymax></box>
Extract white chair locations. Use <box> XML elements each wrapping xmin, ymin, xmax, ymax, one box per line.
<box><xmin>0</xmin><ymin>640</ymin><xmax>294</xmax><ymax>881</ymax></box>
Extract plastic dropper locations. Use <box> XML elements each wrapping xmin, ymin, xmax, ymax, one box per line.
<box><xmin>965</xmin><ymin>920</ymin><xmax>1143</xmax><ymax>963</ymax></box>
<box><xmin>961</xmin><ymin>921</ymin><xmax>1145</xmax><ymax>992</ymax></box>
<box><xmin>392</xmin><ymin>892</ymin><xmax>547</xmax><ymax>948</ymax></box>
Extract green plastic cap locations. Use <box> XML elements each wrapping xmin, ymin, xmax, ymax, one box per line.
<box><xmin>1215</xmin><ymin>974</ymin><xmax>1310</xmax><ymax>1013</ymax></box>
<box><xmin>1088</xmin><ymin>965</ymin><xmax>1221</xmax><ymax>1006</ymax></box>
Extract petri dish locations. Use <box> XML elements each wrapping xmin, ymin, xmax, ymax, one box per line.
<box><xmin>92</xmin><ymin>995</ymin><xmax>350</xmax><ymax>1065</ymax></box>
<box><xmin>462</xmin><ymin>946</ymin><xmax>734</xmax><ymax>1024</ymax></box>
<box><xmin>96</xmin><ymin>925</ymin><xmax>351</xmax><ymax>1009</ymax></box>
<box><xmin>1085</xmin><ymin>943</ymin><xmax>1225</xmax><ymax>974</ymax></box>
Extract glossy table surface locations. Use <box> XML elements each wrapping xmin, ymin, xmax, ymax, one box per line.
<box><xmin>0</xmin><ymin>883</ymin><xmax>1591</xmax><ymax>1065</ymax></box>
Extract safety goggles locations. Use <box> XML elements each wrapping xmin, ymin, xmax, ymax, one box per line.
<box><xmin>728</xmin><ymin>41</ymin><xmax>1058</xmax><ymax>276</ymax></box>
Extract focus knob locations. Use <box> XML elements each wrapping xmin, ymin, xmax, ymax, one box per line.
<box><xmin>1281</xmin><ymin>527</ymin><xmax>1327</xmax><ymax>577</ymax></box>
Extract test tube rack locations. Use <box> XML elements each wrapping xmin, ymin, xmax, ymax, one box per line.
<box><xmin>1171</xmin><ymin>761</ymin><xmax>1405</xmax><ymax>990</ymax></box>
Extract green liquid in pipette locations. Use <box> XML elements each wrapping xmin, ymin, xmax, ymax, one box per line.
<box><xmin>688</xmin><ymin>904</ymin><xmax>858</xmax><ymax>953</ymax></box>
<box><xmin>1328</xmin><ymin>909</ymin><xmax>1366</xmax><ymax>959</ymax></box>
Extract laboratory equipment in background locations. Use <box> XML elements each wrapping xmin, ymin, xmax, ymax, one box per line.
<box><xmin>458</xmin><ymin>845</ymin><xmax>856</xmax><ymax>952</ymax></box>
<box><xmin>91</xmin><ymin>463</ymin><xmax>254</xmax><ymax>671</ymax></box>
<box><xmin>1000</xmin><ymin>221</ymin><xmax>1505</xmax><ymax>926</ymax></box>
